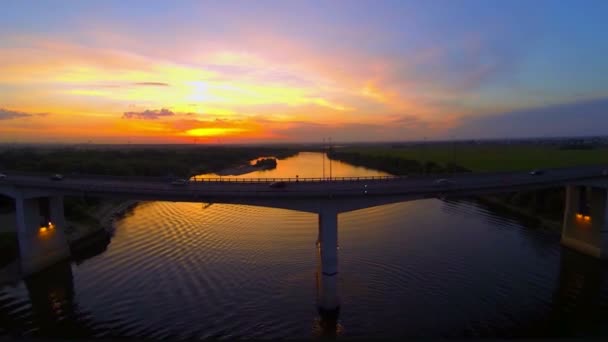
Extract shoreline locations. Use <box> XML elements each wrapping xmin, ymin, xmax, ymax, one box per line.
<box><xmin>212</xmin><ymin>158</ymin><xmax>278</xmax><ymax>176</ymax></box>
<box><xmin>474</xmin><ymin>195</ymin><xmax>562</xmax><ymax>231</ymax></box>
<box><xmin>67</xmin><ymin>200</ymin><xmax>140</xmax><ymax>250</ymax></box>
<box><xmin>328</xmin><ymin>152</ymin><xmax>565</xmax><ymax>232</ymax></box>
<box><xmin>214</xmin><ymin>163</ymin><xmax>275</xmax><ymax>176</ymax></box>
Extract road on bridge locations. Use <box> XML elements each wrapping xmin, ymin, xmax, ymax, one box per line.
<box><xmin>1</xmin><ymin>165</ymin><xmax>607</xmax><ymax>200</ymax></box>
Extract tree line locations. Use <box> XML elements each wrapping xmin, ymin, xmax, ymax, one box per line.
<box><xmin>0</xmin><ymin>146</ymin><xmax>298</xmax><ymax>178</ymax></box>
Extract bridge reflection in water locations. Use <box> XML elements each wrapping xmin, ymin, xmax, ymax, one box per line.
<box><xmin>314</xmin><ymin>245</ymin><xmax>343</xmax><ymax>338</ymax></box>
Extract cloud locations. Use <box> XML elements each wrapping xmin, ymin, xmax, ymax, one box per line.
<box><xmin>0</xmin><ymin>108</ymin><xmax>49</xmax><ymax>120</ymax></box>
<box><xmin>449</xmin><ymin>97</ymin><xmax>608</xmax><ymax>139</ymax></box>
<box><xmin>269</xmin><ymin>114</ymin><xmax>439</xmax><ymax>142</ymax></box>
<box><xmin>122</xmin><ymin>108</ymin><xmax>175</xmax><ymax>120</ymax></box>
<box><xmin>0</xmin><ymin>108</ymin><xmax>31</xmax><ymax>120</ymax></box>
<box><xmin>132</xmin><ymin>82</ymin><xmax>170</xmax><ymax>87</ymax></box>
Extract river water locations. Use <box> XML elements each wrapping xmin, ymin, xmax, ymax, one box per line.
<box><xmin>1</xmin><ymin>152</ymin><xmax>608</xmax><ymax>338</ymax></box>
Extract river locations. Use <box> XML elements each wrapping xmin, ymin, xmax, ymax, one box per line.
<box><xmin>1</xmin><ymin>152</ymin><xmax>608</xmax><ymax>338</ymax></box>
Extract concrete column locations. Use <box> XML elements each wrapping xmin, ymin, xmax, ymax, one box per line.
<box><xmin>16</xmin><ymin>196</ymin><xmax>70</xmax><ymax>275</ymax></box>
<box><xmin>561</xmin><ymin>186</ymin><xmax>608</xmax><ymax>259</ymax></box>
<box><xmin>49</xmin><ymin>196</ymin><xmax>67</xmax><ymax>234</ymax></box>
<box><xmin>316</xmin><ymin>205</ymin><xmax>340</xmax><ymax>327</ymax></box>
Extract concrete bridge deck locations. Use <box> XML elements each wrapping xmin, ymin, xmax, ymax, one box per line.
<box><xmin>1</xmin><ymin>165</ymin><xmax>608</xmax><ymax>279</ymax></box>
<box><xmin>1</xmin><ymin>165</ymin><xmax>607</xmax><ymax>202</ymax></box>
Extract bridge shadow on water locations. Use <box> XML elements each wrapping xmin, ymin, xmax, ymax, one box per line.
<box><xmin>464</xmin><ymin>248</ymin><xmax>608</xmax><ymax>338</ymax></box>
<box><xmin>543</xmin><ymin>249</ymin><xmax>608</xmax><ymax>337</ymax></box>
<box><xmin>3</xmin><ymin>217</ymin><xmax>608</xmax><ymax>338</ymax></box>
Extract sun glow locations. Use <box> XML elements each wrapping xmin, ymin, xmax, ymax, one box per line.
<box><xmin>185</xmin><ymin>127</ymin><xmax>248</xmax><ymax>137</ymax></box>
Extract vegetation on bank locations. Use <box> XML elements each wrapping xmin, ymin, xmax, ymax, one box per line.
<box><xmin>333</xmin><ymin>144</ymin><xmax>608</xmax><ymax>173</ymax></box>
<box><xmin>328</xmin><ymin>150</ymin><xmax>467</xmax><ymax>175</ymax></box>
<box><xmin>252</xmin><ymin>158</ymin><xmax>277</xmax><ymax>169</ymax></box>
<box><xmin>0</xmin><ymin>146</ymin><xmax>298</xmax><ymax>178</ymax></box>
<box><xmin>329</xmin><ymin>144</ymin><xmax>608</xmax><ymax>230</ymax></box>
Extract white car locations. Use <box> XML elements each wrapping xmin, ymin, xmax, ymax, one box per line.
<box><xmin>0</xmin><ymin>173</ymin><xmax>6</xmax><ymax>180</ymax></box>
<box><xmin>170</xmin><ymin>179</ymin><xmax>188</xmax><ymax>186</ymax></box>
<box><xmin>434</xmin><ymin>178</ymin><xmax>454</xmax><ymax>186</ymax></box>
<box><xmin>50</xmin><ymin>174</ymin><xmax>64</xmax><ymax>181</ymax></box>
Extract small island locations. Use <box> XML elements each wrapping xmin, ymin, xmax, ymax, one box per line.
<box><xmin>215</xmin><ymin>157</ymin><xmax>278</xmax><ymax>176</ymax></box>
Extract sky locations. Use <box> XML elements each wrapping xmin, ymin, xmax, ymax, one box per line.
<box><xmin>1</xmin><ymin>0</ymin><xmax>607</xmax><ymax>143</ymax></box>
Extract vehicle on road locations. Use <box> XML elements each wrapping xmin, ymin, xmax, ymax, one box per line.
<box><xmin>269</xmin><ymin>181</ymin><xmax>286</xmax><ymax>188</ymax></box>
<box><xmin>529</xmin><ymin>169</ymin><xmax>545</xmax><ymax>176</ymax></box>
<box><xmin>171</xmin><ymin>179</ymin><xmax>188</xmax><ymax>186</ymax></box>
<box><xmin>0</xmin><ymin>173</ymin><xmax>6</xmax><ymax>180</ymax></box>
<box><xmin>434</xmin><ymin>178</ymin><xmax>454</xmax><ymax>186</ymax></box>
<box><xmin>50</xmin><ymin>174</ymin><xmax>64</xmax><ymax>181</ymax></box>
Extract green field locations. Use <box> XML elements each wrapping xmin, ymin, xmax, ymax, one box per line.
<box><xmin>340</xmin><ymin>145</ymin><xmax>608</xmax><ymax>172</ymax></box>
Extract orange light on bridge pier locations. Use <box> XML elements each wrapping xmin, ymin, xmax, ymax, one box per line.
<box><xmin>576</xmin><ymin>213</ymin><xmax>583</xmax><ymax>219</ymax></box>
<box><xmin>584</xmin><ymin>215</ymin><xmax>591</xmax><ymax>222</ymax></box>
<box><xmin>38</xmin><ymin>222</ymin><xmax>55</xmax><ymax>237</ymax></box>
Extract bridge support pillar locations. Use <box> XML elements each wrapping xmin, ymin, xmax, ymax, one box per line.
<box><xmin>561</xmin><ymin>186</ymin><xmax>608</xmax><ymax>259</ymax></box>
<box><xmin>16</xmin><ymin>196</ymin><xmax>70</xmax><ymax>275</ymax></box>
<box><xmin>316</xmin><ymin>206</ymin><xmax>339</xmax><ymax>326</ymax></box>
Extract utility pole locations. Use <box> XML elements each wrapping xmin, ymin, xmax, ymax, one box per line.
<box><xmin>322</xmin><ymin>138</ymin><xmax>326</xmax><ymax>180</ymax></box>
<box><xmin>328</xmin><ymin>137</ymin><xmax>332</xmax><ymax>180</ymax></box>
<box><xmin>451</xmin><ymin>136</ymin><xmax>456</xmax><ymax>174</ymax></box>
<box><xmin>423</xmin><ymin>136</ymin><xmax>427</xmax><ymax>174</ymax></box>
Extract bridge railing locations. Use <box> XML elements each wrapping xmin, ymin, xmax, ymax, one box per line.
<box><xmin>188</xmin><ymin>175</ymin><xmax>403</xmax><ymax>183</ymax></box>
<box><xmin>3</xmin><ymin>164</ymin><xmax>606</xmax><ymax>186</ymax></box>
<box><xmin>0</xmin><ymin>169</ymin><xmax>171</xmax><ymax>183</ymax></box>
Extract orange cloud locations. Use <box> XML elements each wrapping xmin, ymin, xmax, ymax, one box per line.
<box><xmin>0</xmin><ymin>28</ymin><xmax>489</xmax><ymax>143</ymax></box>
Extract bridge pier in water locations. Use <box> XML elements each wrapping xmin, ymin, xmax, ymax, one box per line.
<box><xmin>15</xmin><ymin>195</ymin><xmax>70</xmax><ymax>276</ymax></box>
<box><xmin>316</xmin><ymin>205</ymin><xmax>340</xmax><ymax>333</ymax></box>
<box><xmin>562</xmin><ymin>185</ymin><xmax>608</xmax><ymax>259</ymax></box>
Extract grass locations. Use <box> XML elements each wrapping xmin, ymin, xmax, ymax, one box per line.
<box><xmin>340</xmin><ymin>145</ymin><xmax>608</xmax><ymax>172</ymax></box>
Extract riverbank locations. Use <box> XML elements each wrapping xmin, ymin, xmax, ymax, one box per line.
<box><xmin>67</xmin><ymin>199</ymin><xmax>140</xmax><ymax>263</ymax></box>
<box><xmin>328</xmin><ymin>151</ymin><xmax>565</xmax><ymax>232</ymax></box>
<box><xmin>474</xmin><ymin>195</ymin><xmax>562</xmax><ymax>231</ymax></box>
<box><xmin>67</xmin><ymin>199</ymin><xmax>139</xmax><ymax>244</ymax></box>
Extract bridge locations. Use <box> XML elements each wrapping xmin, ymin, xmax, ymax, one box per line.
<box><xmin>1</xmin><ymin>165</ymin><xmax>608</xmax><ymax>318</ymax></box>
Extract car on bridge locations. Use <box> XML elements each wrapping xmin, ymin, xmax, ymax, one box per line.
<box><xmin>269</xmin><ymin>181</ymin><xmax>287</xmax><ymax>188</ymax></box>
<box><xmin>50</xmin><ymin>174</ymin><xmax>64</xmax><ymax>181</ymax></box>
<box><xmin>0</xmin><ymin>173</ymin><xmax>6</xmax><ymax>180</ymax></box>
<box><xmin>529</xmin><ymin>169</ymin><xmax>545</xmax><ymax>176</ymax></box>
<box><xmin>434</xmin><ymin>178</ymin><xmax>454</xmax><ymax>186</ymax></box>
<box><xmin>171</xmin><ymin>179</ymin><xmax>188</xmax><ymax>186</ymax></box>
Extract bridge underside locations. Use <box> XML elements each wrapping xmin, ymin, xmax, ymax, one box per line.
<box><xmin>562</xmin><ymin>185</ymin><xmax>608</xmax><ymax>258</ymax></box>
<box><xmin>2</xmin><ymin>171</ymin><xmax>608</xmax><ymax>277</ymax></box>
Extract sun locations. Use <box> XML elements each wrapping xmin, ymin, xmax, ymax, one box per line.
<box><xmin>187</xmin><ymin>81</ymin><xmax>209</xmax><ymax>102</ymax></box>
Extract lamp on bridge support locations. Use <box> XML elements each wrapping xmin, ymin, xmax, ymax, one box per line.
<box><xmin>575</xmin><ymin>213</ymin><xmax>592</xmax><ymax>222</ymax></box>
<box><xmin>38</xmin><ymin>221</ymin><xmax>56</xmax><ymax>237</ymax></box>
